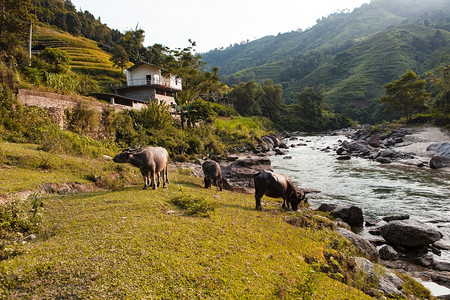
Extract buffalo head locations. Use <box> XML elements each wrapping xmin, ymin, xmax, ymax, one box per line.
<box><xmin>113</xmin><ymin>147</ymin><xmax>139</xmax><ymax>163</ymax></box>
<box><xmin>290</xmin><ymin>188</ymin><xmax>305</xmax><ymax>211</ymax></box>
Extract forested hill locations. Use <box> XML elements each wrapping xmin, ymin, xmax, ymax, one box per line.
<box><xmin>202</xmin><ymin>0</ymin><xmax>450</xmax><ymax>121</ymax></box>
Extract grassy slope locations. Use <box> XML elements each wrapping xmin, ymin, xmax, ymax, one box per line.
<box><xmin>0</xmin><ymin>142</ymin><xmax>377</xmax><ymax>298</ymax></box>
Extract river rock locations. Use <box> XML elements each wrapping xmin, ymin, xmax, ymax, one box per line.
<box><xmin>434</xmin><ymin>240</ymin><xmax>450</xmax><ymax>251</ymax></box>
<box><xmin>368</xmin><ymin>133</ymin><xmax>381</xmax><ymax>147</ymax></box>
<box><xmin>262</xmin><ymin>135</ymin><xmax>282</xmax><ymax>148</ymax></box>
<box><xmin>382</xmin><ymin>214</ymin><xmax>409</xmax><ymax>222</ymax></box>
<box><xmin>376</xmin><ymin>157</ymin><xmax>391</xmax><ymax>164</ymax></box>
<box><xmin>279</xmin><ymin>143</ymin><xmax>289</xmax><ymax>149</ymax></box>
<box><xmin>221</xmin><ymin>157</ymin><xmax>272</xmax><ymax>193</ymax></box>
<box><xmin>317</xmin><ymin>204</ymin><xmax>363</xmax><ymax>226</ymax></box>
<box><xmin>430</xmin><ymin>156</ymin><xmax>450</xmax><ymax>169</ymax></box>
<box><xmin>336</xmin><ymin>147</ymin><xmax>346</xmax><ymax>155</ymax></box>
<box><xmin>355</xmin><ymin>257</ymin><xmax>404</xmax><ymax>297</ymax></box>
<box><xmin>337</xmin><ymin>228</ymin><xmax>379</xmax><ymax>261</ymax></box>
<box><xmin>380</xmin><ymin>219</ymin><xmax>443</xmax><ymax>247</ymax></box>
<box><xmin>427</xmin><ymin>142</ymin><xmax>450</xmax><ymax>157</ymax></box>
<box><xmin>381</xmin><ymin>149</ymin><xmax>396</xmax><ymax>157</ymax></box>
<box><xmin>379</xmin><ymin>245</ymin><xmax>399</xmax><ymax>261</ymax></box>
<box><xmin>416</xmin><ymin>253</ymin><xmax>435</xmax><ymax>267</ymax></box>
<box><xmin>336</xmin><ymin>155</ymin><xmax>351</xmax><ymax>160</ymax></box>
<box><xmin>435</xmin><ymin>259</ymin><xmax>450</xmax><ymax>272</ymax></box>
<box><xmin>431</xmin><ymin>272</ymin><xmax>450</xmax><ymax>289</ymax></box>
<box><xmin>274</xmin><ymin>148</ymin><xmax>289</xmax><ymax>155</ymax></box>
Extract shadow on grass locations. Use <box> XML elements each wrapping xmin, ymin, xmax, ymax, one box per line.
<box><xmin>49</xmin><ymin>186</ymin><xmax>142</xmax><ymax>201</ymax></box>
<box><xmin>172</xmin><ymin>180</ymin><xmax>203</xmax><ymax>189</ymax></box>
<box><xmin>219</xmin><ymin>202</ymin><xmax>255</xmax><ymax>211</ymax></box>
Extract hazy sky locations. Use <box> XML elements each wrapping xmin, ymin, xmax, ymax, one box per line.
<box><xmin>71</xmin><ymin>0</ymin><xmax>371</xmax><ymax>53</ymax></box>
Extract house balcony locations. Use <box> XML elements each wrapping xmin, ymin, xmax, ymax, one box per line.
<box><xmin>125</xmin><ymin>78</ymin><xmax>172</xmax><ymax>89</ymax></box>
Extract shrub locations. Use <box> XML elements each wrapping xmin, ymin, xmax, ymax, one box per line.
<box><xmin>169</xmin><ymin>188</ymin><xmax>216</xmax><ymax>217</ymax></box>
<box><xmin>65</xmin><ymin>103</ymin><xmax>100</xmax><ymax>136</ymax></box>
<box><xmin>0</xmin><ymin>193</ymin><xmax>44</xmax><ymax>260</ymax></box>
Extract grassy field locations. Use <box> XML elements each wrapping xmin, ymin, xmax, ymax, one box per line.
<box><xmin>0</xmin><ymin>142</ymin><xmax>431</xmax><ymax>299</ymax></box>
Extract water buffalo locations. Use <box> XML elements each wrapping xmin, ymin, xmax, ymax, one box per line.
<box><xmin>202</xmin><ymin>160</ymin><xmax>223</xmax><ymax>191</ymax></box>
<box><xmin>253</xmin><ymin>170</ymin><xmax>304</xmax><ymax>211</ymax></box>
<box><xmin>113</xmin><ymin>146</ymin><xmax>169</xmax><ymax>190</ymax></box>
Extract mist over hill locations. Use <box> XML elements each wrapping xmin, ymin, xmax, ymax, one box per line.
<box><xmin>202</xmin><ymin>0</ymin><xmax>450</xmax><ymax>122</ymax></box>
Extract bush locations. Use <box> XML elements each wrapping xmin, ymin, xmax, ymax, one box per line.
<box><xmin>211</xmin><ymin>102</ymin><xmax>238</xmax><ymax>117</ymax></box>
<box><xmin>0</xmin><ymin>193</ymin><xmax>44</xmax><ymax>260</ymax></box>
<box><xmin>170</xmin><ymin>188</ymin><xmax>216</xmax><ymax>217</ymax></box>
<box><xmin>65</xmin><ymin>103</ymin><xmax>100</xmax><ymax>136</ymax></box>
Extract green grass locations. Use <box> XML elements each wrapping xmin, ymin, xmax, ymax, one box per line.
<box><xmin>0</xmin><ymin>142</ymin><xmax>431</xmax><ymax>299</ymax></box>
<box><xmin>0</xmin><ymin>178</ymin><xmax>371</xmax><ymax>299</ymax></box>
<box><xmin>0</xmin><ymin>143</ymin><xmax>137</xmax><ymax>196</ymax></box>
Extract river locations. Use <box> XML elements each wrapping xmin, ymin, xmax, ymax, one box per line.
<box><xmin>270</xmin><ymin>134</ymin><xmax>450</xmax><ymax>258</ymax></box>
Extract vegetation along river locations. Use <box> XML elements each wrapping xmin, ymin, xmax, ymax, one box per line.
<box><xmin>270</xmin><ymin>134</ymin><xmax>450</xmax><ymax>259</ymax></box>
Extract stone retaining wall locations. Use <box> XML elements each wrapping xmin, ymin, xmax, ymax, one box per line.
<box><xmin>17</xmin><ymin>89</ymin><xmax>129</xmax><ymax>128</ymax></box>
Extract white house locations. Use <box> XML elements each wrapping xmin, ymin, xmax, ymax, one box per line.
<box><xmin>114</xmin><ymin>62</ymin><xmax>182</xmax><ymax>109</ymax></box>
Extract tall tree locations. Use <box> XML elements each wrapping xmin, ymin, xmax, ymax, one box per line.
<box><xmin>110</xmin><ymin>45</ymin><xmax>129</xmax><ymax>72</ymax></box>
<box><xmin>261</xmin><ymin>79</ymin><xmax>284</xmax><ymax>121</ymax></box>
<box><xmin>230</xmin><ymin>80</ymin><xmax>264</xmax><ymax>116</ymax></box>
<box><xmin>165</xmin><ymin>40</ymin><xmax>227</xmax><ymax>104</ymax></box>
<box><xmin>118</xmin><ymin>27</ymin><xmax>145</xmax><ymax>63</ymax></box>
<box><xmin>429</xmin><ymin>65</ymin><xmax>450</xmax><ymax>114</ymax></box>
<box><xmin>0</xmin><ymin>0</ymin><xmax>36</xmax><ymax>66</ymax></box>
<box><xmin>40</xmin><ymin>47</ymin><xmax>70</xmax><ymax>73</ymax></box>
<box><xmin>380</xmin><ymin>70</ymin><xmax>430</xmax><ymax>121</ymax></box>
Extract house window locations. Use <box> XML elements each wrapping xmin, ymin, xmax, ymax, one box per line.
<box><xmin>146</xmin><ymin>75</ymin><xmax>152</xmax><ymax>85</ymax></box>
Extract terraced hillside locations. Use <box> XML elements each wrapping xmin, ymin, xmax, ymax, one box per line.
<box><xmin>34</xmin><ymin>26</ymin><xmax>127</xmax><ymax>84</ymax></box>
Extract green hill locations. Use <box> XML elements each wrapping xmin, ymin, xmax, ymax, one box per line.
<box><xmin>287</xmin><ymin>24</ymin><xmax>450</xmax><ymax>120</ymax></box>
<box><xmin>34</xmin><ymin>26</ymin><xmax>126</xmax><ymax>87</ymax></box>
<box><xmin>202</xmin><ymin>0</ymin><xmax>450</xmax><ymax>122</ymax></box>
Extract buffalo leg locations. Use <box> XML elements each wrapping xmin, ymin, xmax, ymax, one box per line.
<box><xmin>215</xmin><ymin>179</ymin><xmax>222</xmax><ymax>191</ymax></box>
<box><xmin>255</xmin><ymin>192</ymin><xmax>264</xmax><ymax>210</ymax></box>
<box><xmin>282</xmin><ymin>197</ymin><xmax>291</xmax><ymax>210</ymax></box>
<box><xmin>165</xmin><ymin>165</ymin><xmax>169</xmax><ymax>184</ymax></box>
<box><xmin>204</xmin><ymin>178</ymin><xmax>211</xmax><ymax>188</ymax></box>
<box><xmin>141</xmin><ymin>171</ymin><xmax>149</xmax><ymax>190</ymax></box>
<box><xmin>151</xmin><ymin>169</ymin><xmax>157</xmax><ymax>190</ymax></box>
<box><xmin>161</xmin><ymin>169</ymin><xmax>167</xmax><ymax>188</ymax></box>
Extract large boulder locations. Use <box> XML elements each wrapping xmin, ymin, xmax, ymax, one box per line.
<box><xmin>317</xmin><ymin>204</ymin><xmax>363</xmax><ymax>226</ymax></box>
<box><xmin>337</xmin><ymin>228</ymin><xmax>379</xmax><ymax>261</ymax></box>
<box><xmin>221</xmin><ymin>157</ymin><xmax>272</xmax><ymax>193</ymax></box>
<box><xmin>429</xmin><ymin>156</ymin><xmax>450</xmax><ymax>169</ymax></box>
<box><xmin>380</xmin><ymin>219</ymin><xmax>443</xmax><ymax>247</ymax></box>
<box><xmin>379</xmin><ymin>245</ymin><xmax>398</xmax><ymax>261</ymax></box>
<box><xmin>355</xmin><ymin>257</ymin><xmax>404</xmax><ymax>298</ymax></box>
<box><xmin>427</xmin><ymin>142</ymin><xmax>450</xmax><ymax>157</ymax></box>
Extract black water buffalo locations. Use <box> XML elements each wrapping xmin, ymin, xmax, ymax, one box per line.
<box><xmin>113</xmin><ymin>146</ymin><xmax>169</xmax><ymax>190</ymax></box>
<box><xmin>253</xmin><ymin>170</ymin><xmax>304</xmax><ymax>211</ymax></box>
<box><xmin>202</xmin><ymin>160</ymin><xmax>223</xmax><ymax>191</ymax></box>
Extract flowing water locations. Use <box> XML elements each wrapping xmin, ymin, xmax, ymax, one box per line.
<box><xmin>270</xmin><ymin>134</ymin><xmax>450</xmax><ymax>258</ymax></box>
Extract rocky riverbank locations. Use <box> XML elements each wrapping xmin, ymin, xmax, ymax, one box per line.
<box><xmin>335</xmin><ymin>125</ymin><xmax>450</xmax><ymax>171</ymax></box>
<box><xmin>187</xmin><ymin>125</ymin><xmax>450</xmax><ymax>298</ymax></box>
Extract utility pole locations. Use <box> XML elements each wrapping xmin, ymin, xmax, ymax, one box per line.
<box><xmin>28</xmin><ymin>21</ymin><xmax>32</xmax><ymax>66</ymax></box>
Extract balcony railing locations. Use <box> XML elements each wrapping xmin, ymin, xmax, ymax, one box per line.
<box><xmin>127</xmin><ymin>77</ymin><xmax>171</xmax><ymax>88</ymax></box>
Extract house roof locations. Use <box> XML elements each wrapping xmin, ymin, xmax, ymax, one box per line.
<box><xmin>126</xmin><ymin>61</ymin><xmax>162</xmax><ymax>72</ymax></box>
